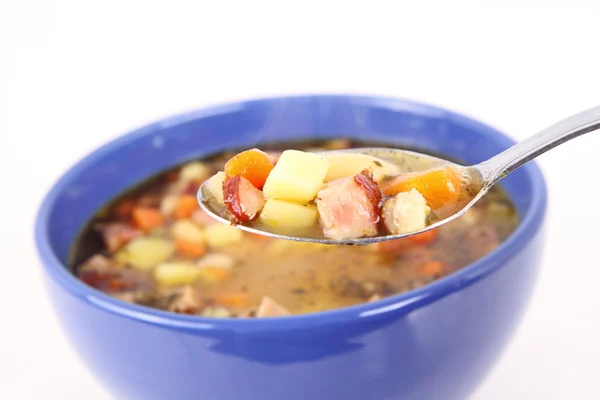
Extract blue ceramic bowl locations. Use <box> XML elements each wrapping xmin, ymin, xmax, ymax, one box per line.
<box><xmin>35</xmin><ymin>95</ymin><xmax>547</xmax><ymax>400</ymax></box>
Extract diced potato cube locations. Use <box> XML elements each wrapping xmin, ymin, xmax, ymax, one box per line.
<box><xmin>203</xmin><ymin>171</ymin><xmax>226</xmax><ymax>204</ymax></box>
<box><xmin>115</xmin><ymin>237</ymin><xmax>175</xmax><ymax>270</ymax></box>
<box><xmin>201</xmin><ymin>307</ymin><xmax>232</xmax><ymax>318</ymax></box>
<box><xmin>197</xmin><ymin>266</ymin><xmax>231</xmax><ymax>283</ymax></box>
<box><xmin>259</xmin><ymin>199</ymin><xmax>318</xmax><ymax>229</ymax></box>
<box><xmin>204</xmin><ymin>224</ymin><xmax>243</xmax><ymax>248</ymax></box>
<box><xmin>154</xmin><ymin>261</ymin><xmax>200</xmax><ymax>286</ymax></box>
<box><xmin>324</xmin><ymin>153</ymin><xmax>399</xmax><ymax>182</ymax></box>
<box><xmin>487</xmin><ymin>202</ymin><xmax>512</xmax><ymax>219</ymax></box>
<box><xmin>267</xmin><ymin>239</ymin><xmax>330</xmax><ymax>255</ymax></box>
<box><xmin>160</xmin><ymin>194</ymin><xmax>180</xmax><ymax>217</ymax></box>
<box><xmin>262</xmin><ymin>150</ymin><xmax>328</xmax><ymax>204</ymax></box>
<box><xmin>461</xmin><ymin>208</ymin><xmax>481</xmax><ymax>226</ymax></box>
<box><xmin>180</xmin><ymin>162</ymin><xmax>211</xmax><ymax>182</ymax></box>
<box><xmin>171</xmin><ymin>219</ymin><xmax>206</xmax><ymax>243</ymax></box>
<box><xmin>197</xmin><ymin>253</ymin><xmax>235</xmax><ymax>270</ymax></box>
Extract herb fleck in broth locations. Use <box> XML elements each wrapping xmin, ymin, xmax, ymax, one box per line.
<box><xmin>70</xmin><ymin>139</ymin><xmax>519</xmax><ymax>318</ymax></box>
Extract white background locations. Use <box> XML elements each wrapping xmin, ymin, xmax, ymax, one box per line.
<box><xmin>1</xmin><ymin>1</ymin><xmax>600</xmax><ymax>399</ymax></box>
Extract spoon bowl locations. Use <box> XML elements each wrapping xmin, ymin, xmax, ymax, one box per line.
<box><xmin>199</xmin><ymin>105</ymin><xmax>600</xmax><ymax>244</ymax></box>
<box><xmin>198</xmin><ymin>147</ymin><xmax>484</xmax><ymax>245</ymax></box>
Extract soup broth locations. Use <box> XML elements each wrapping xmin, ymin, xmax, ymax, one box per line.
<box><xmin>71</xmin><ymin>139</ymin><xmax>519</xmax><ymax>318</ymax></box>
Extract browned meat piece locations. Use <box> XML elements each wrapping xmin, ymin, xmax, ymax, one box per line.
<box><xmin>79</xmin><ymin>260</ymin><xmax>152</xmax><ymax>295</ymax></box>
<box><xmin>256</xmin><ymin>296</ymin><xmax>291</xmax><ymax>317</ymax></box>
<box><xmin>79</xmin><ymin>254</ymin><xmax>113</xmax><ymax>274</ymax></box>
<box><xmin>98</xmin><ymin>223</ymin><xmax>141</xmax><ymax>252</ymax></box>
<box><xmin>316</xmin><ymin>171</ymin><xmax>381</xmax><ymax>240</ymax></box>
<box><xmin>190</xmin><ymin>209</ymin><xmax>218</xmax><ymax>226</ymax></box>
<box><xmin>168</xmin><ymin>286</ymin><xmax>204</xmax><ymax>314</ymax></box>
<box><xmin>223</xmin><ymin>175</ymin><xmax>266</xmax><ymax>223</ymax></box>
<box><xmin>79</xmin><ymin>270</ymin><xmax>136</xmax><ymax>293</ymax></box>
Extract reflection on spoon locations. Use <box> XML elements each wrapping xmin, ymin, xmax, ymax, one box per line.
<box><xmin>198</xmin><ymin>105</ymin><xmax>600</xmax><ymax>245</ymax></box>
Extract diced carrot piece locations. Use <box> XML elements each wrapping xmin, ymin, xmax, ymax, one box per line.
<box><xmin>212</xmin><ymin>292</ymin><xmax>251</xmax><ymax>308</ymax></box>
<box><xmin>418</xmin><ymin>260</ymin><xmax>447</xmax><ymax>277</ymax></box>
<box><xmin>175</xmin><ymin>195</ymin><xmax>199</xmax><ymax>219</ymax></box>
<box><xmin>409</xmin><ymin>228</ymin><xmax>439</xmax><ymax>245</ymax></box>
<box><xmin>114</xmin><ymin>199</ymin><xmax>136</xmax><ymax>220</ymax></box>
<box><xmin>380</xmin><ymin>166</ymin><xmax>463</xmax><ymax>209</ymax></box>
<box><xmin>175</xmin><ymin>238</ymin><xmax>207</xmax><ymax>258</ymax></box>
<box><xmin>224</xmin><ymin>148</ymin><xmax>274</xmax><ymax>189</ymax></box>
<box><xmin>132</xmin><ymin>207</ymin><xmax>164</xmax><ymax>231</ymax></box>
<box><xmin>198</xmin><ymin>266</ymin><xmax>231</xmax><ymax>282</ymax></box>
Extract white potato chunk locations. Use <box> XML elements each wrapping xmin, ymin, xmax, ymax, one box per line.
<box><xmin>203</xmin><ymin>172</ymin><xmax>227</xmax><ymax>204</ymax></box>
<box><xmin>154</xmin><ymin>261</ymin><xmax>201</xmax><ymax>286</ymax></box>
<box><xmin>197</xmin><ymin>253</ymin><xmax>235</xmax><ymax>270</ymax></box>
<box><xmin>180</xmin><ymin>161</ymin><xmax>211</xmax><ymax>182</ymax></box>
<box><xmin>262</xmin><ymin>150</ymin><xmax>328</xmax><ymax>204</ymax></box>
<box><xmin>204</xmin><ymin>224</ymin><xmax>243</xmax><ymax>248</ymax></box>
<box><xmin>171</xmin><ymin>219</ymin><xmax>206</xmax><ymax>243</ymax></box>
<box><xmin>201</xmin><ymin>307</ymin><xmax>232</xmax><ymax>318</ymax></box>
<box><xmin>160</xmin><ymin>194</ymin><xmax>180</xmax><ymax>217</ymax></box>
<box><xmin>115</xmin><ymin>237</ymin><xmax>175</xmax><ymax>270</ymax></box>
<box><xmin>382</xmin><ymin>189</ymin><xmax>430</xmax><ymax>234</ymax></box>
<box><xmin>267</xmin><ymin>240</ymin><xmax>330</xmax><ymax>255</ymax></box>
<box><xmin>259</xmin><ymin>199</ymin><xmax>318</xmax><ymax>229</ymax></box>
<box><xmin>324</xmin><ymin>153</ymin><xmax>400</xmax><ymax>182</ymax></box>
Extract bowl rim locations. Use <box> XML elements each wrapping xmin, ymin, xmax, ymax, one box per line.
<box><xmin>34</xmin><ymin>94</ymin><xmax>547</xmax><ymax>331</ymax></box>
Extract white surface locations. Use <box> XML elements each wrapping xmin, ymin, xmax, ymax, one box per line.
<box><xmin>1</xmin><ymin>1</ymin><xmax>600</xmax><ymax>399</ymax></box>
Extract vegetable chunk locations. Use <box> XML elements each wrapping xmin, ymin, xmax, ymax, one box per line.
<box><xmin>324</xmin><ymin>153</ymin><xmax>399</xmax><ymax>182</ymax></box>
<box><xmin>262</xmin><ymin>150</ymin><xmax>329</xmax><ymax>204</ymax></box>
<box><xmin>115</xmin><ymin>237</ymin><xmax>175</xmax><ymax>270</ymax></box>
<box><xmin>224</xmin><ymin>148</ymin><xmax>274</xmax><ymax>189</ymax></box>
<box><xmin>202</xmin><ymin>171</ymin><xmax>227</xmax><ymax>205</ymax></box>
<box><xmin>154</xmin><ymin>262</ymin><xmax>200</xmax><ymax>286</ymax></box>
<box><xmin>379</xmin><ymin>166</ymin><xmax>463</xmax><ymax>209</ymax></box>
<box><xmin>259</xmin><ymin>199</ymin><xmax>318</xmax><ymax>230</ymax></box>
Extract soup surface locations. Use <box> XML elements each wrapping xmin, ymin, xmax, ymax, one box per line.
<box><xmin>71</xmin><ymin>139</ymin><xmax>519</xmax><ymax>318</ymax></box>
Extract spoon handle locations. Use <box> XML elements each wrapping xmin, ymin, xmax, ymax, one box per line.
<box><xmin>476</xmin><ymin>105</ymin><xmax>600</xmax><ymax>183</ymax></box>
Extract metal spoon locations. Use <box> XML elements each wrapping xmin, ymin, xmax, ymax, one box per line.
<box><xmin>198</xmin><ymin>105</ymin><xmax>600</xmax><ymax>245</ymax></box>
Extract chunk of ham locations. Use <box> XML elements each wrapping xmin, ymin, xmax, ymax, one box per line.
<box><xmin>79</xmin><ymin>254</ymin><xmax>113</xmax><ymax>274</ymax></box>
<box><xmin>168</xmin><ymin>285</ymin><xmax>204</xmax><ymax>314</ymax></box>
<box><xmin>223</xmin><ymin>175</ymin><xmax>266</xmax><ymax>223</ymax></box>
<box><xmin>315</xmin><ymin>171</ymin><xmax>382</xmax><ymax>240</ymax></box>
<box><xmin>98</xmin><ymin>222</ymin><xmax>142</xmax><ymax>252</ymax></box>
<box><xmin>256</xmin><ymin>296</ymin><xmax>291</xmax><ymax>317</ymax></box>
<box><xmin>191</xmin><ymin>208</ymin><xmax>218</xmax><ymax>226</ymax></box>
<box><xmin>381</xmin><ymin>189</ymin><xmax>430</xmax><ymax>235</ymax></box>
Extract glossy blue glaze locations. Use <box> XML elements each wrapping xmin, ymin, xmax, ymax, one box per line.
<box><xmin>35</xmin><ymin>95</ymin><xmax>547</xmax><ymax>400</ymax></box>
